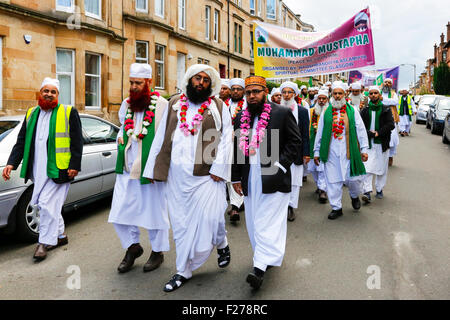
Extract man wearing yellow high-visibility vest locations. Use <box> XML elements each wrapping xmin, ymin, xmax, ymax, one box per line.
<box><xmin>2</xmin><ymin>78</ymin><xmax>83</xmax><ymax>262</ymax></box>
<box><xmin>397</xmin><ymin>88</ymin><xmax>417</xmax><ymax>136</ymax></box>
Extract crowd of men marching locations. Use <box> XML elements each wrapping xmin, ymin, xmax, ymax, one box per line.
<box><xmin>2</xmin><ymin>62</ymin><xmax>416</xmax><ymax>292</ymax></box>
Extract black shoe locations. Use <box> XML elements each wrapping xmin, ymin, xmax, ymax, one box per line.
<box><xmin>143</xmin><ymin>251</ymin><xmax>164</xmax><ymax>272</ymax></box>
<box><xmin>315</xmin><ymin>188</ymin><xmax>320</xmax><ymax>194</ymax></box>
<box><xmin>117</xmin><ymin>243</ymin><xmax>144</xmax><ymax>273</ymax></box>
<box><xmin>318</xmin><ymin>190</ymin><xmax>328</xmax><ymax>204</ymax></box>
<box><xmin>287</xmin><ymin>206</ymin><xmax>296</xmax><ymax>221</ymax></box>
<box><xmin>375</xmin><ymin>190</ymin><xmax>384</xmax><ymax>199</ymax></box>
<box><xmin>303</xmin><ymin>176</ymin><xmax>307</xmax><ymax>182</ymax></box>
<box><xmin>351</xmin><ymin>197</ymin><xmax>361</xmax><ymax>210</ymax></box>
<box><xmin>163</xmin><ymin>274</ymin><xmax>189</xmax><ymax>292</ymax></box>
<box><xmin>246</xmin><ymin>268</ymin><xmax>264</xmax><ymax>290</ymax></box>
<box><xmin>229</xmin><ymin>210</ymin><xmax>240</xmax><ymax>223</ymax></box>
<box><xmin>328</xmin><ymin>209</ymin><xmax>343</xmax><ymax>220</ymax></box>
<box><xmin>217</xmin><ymin>245</ymin><xmax>231</xmax><ymax>268</ymax></box>
<box><xmin>361</xmin><ymin>192</ymin><xmax>371</xmax><ymax>204</ymax></box>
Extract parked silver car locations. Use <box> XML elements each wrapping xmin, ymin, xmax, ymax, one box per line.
<box><xmin>416</xmin><ymin>95</ymin><xmax>443</xmax><ymax>124</ymax></box>
<box><xmin>0</xmin><ymin>114</ymin><xmax>119</xmax><ymax>241</ymax></box>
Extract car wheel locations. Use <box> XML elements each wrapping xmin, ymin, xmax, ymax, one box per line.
<box><xmin>443</xmin><ymin>131</ymin><xmax>449</xmax><ymax>144</ymax></box>
<box><xmin>15</xmin><ymin>187</ymin><xmax>39</xmax><ymax>243</ymax></box>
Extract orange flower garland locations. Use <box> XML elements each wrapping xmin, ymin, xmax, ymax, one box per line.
<box><xmin>332</xmin><ymin>104</ymin><xmax>346</xmax><ymax>140</ymax></box>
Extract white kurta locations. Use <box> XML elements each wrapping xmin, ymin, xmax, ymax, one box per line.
<box><xmin>243</xmin><ymin>117</ymin><xmax>290</xmax><ymax>272</ymax></box>
<box><xmin>108</xmin><ymin>100</ymin><xmax>170</xmax><ymax>236</ymax></box>
<box><xmin>382</xmin><ymin>91</ymin><xmax>399</xmax><ymax>156</ymax></box>
<box><xmin>144</xmin><ymin>99</ymin><xmax>232</xmax><ymax>277</ymax></box>
<box><xmin>398</xmin><ymin>97</ymin><xmax>416</xmax><ymax>133</ymax></box>
<box><xmin>289</xmin><ymin>104</ymin><xmax>303</xmax><ymax>208</ymax></box>
<box><xmin>31</xmin><ymin>109</ymin><xmax>70</xmax><ymax>246</ymax></box>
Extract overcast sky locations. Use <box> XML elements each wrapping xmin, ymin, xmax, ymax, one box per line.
<box><xmin>283</xmin><ymin>0</ymin><xmax>450</xmax><ymax>89</ymax></box>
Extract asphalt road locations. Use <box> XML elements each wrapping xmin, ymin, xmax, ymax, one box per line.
<box><xmin>1</xmin><ymin>122</ymin><xmax>449</xmax><ymax>300</ymax></box>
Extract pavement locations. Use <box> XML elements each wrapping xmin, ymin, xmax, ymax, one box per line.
<box><xmin>0</xmin><ymin>122</ymin><xmax>449</xmax><ymax>300</ymax></box>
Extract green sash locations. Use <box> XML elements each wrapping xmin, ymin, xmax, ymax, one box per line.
<box><xmin>319</xmin><ymin>103</ymin><xmax>366</xmax><ymax>177</ymax></box>
<box><xmin>368</xmin><ymin>101</ymin><xmax>382</xmax><ymax>149</ymax></box>
<box><xmin>115</xmin><ymin>109</ymin><xmax>155</xmax><ymax>185</ymax></box>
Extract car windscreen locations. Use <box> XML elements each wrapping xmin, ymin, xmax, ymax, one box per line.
<box><xmin>0</xmin><ymin>120</ymin><xmax>20</xmax><ymax>143</ymax></box>
<box><xmin>437</xmin><ymin>99</ymin><xmax>450</xmax><ymax>112</ymax></box>
<box><xmin>420</xmin><ymin>97</ymin><xmax>436</xmax><ymax>105</ymax></box>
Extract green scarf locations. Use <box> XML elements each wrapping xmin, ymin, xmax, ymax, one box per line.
<box><xmin>20</xmin><ymin>105</ymin><xmax>60</xmax><ymax>179</ymax></box>
<box><xmin>309</xmin><ymin>110</ymin><xmax>319</xmax><ymax>157</ymax></box>
<box><xmin>368</xmin><ymin>100</ymin><xmax>382</xmax><ymax>149</ymax></box>
<box><xmin>399</xmin><ymin>96</ymin><xmax>412</xmax><ymax>121</ymax></box>
<box><xmin>319</xmin><ymin>103</ymin><xmax>366</xmax><ymax>177</ymax></box>
<box><xmin>115</xmin><ymin>110</ymin><xmax>155</xmax><ymax>185</ymax></box>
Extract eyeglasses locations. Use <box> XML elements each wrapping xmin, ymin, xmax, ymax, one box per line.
<box><xmin>245</xmin><ymin>89</ymin><xmax>265</xmax><ymax>96</ymax></box>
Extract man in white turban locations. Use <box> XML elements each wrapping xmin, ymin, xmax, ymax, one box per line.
<box><xmin>108</xmin><ymin>63</ymin><xmax>170</xmax><ymax>274</ymax></box>
<box><xmin>397</xmin><ymin>87</ymin><xmax>416</xmax><ymax>136</ymax></box>
<box><xmin>3</xmin><ymin>77</ymin><xmax>83</xmax><ymax>261</ymax></box>
<box><xmin>219</xmin><ymin>79</ymin><xmax>231</xmax><ymax>102</ymax></box>
<box><xmin>300</xmin><ymin>85</ymin><xmax>308</xmax><ymax>99</ymax></box>
<box><xmin>143</xmin><ymin>64</ymin><xmax>232</xmax><ymax>292</ymax></box>
<box><xmin>305</xmin><ymin>87</ymin><xmax>316</xmax><ymax>107</ymax></box>
<box><xmin>381</xmin><ymin>78</ymin><xmax>399</xmax><ymax>166</ymax></box>
<box><xmin>270</xmin><ymin>87</ymin><xmax>282</xmax><ymax>104</ymax></box>
<box><xmin>313</xmin><ymin>81</ymin><xmax>369</xmax><ymax>220</ymax></box>
<box><xmin>349</xmin><ymin>82</ymin><xmax>367</xmax><ymax>111</ymax></box>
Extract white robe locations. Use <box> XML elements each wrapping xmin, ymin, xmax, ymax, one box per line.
<box><xmin>382</xmin><ymin>91</ymin><xmax>399</xmax><ymax>156</ymax></box>
<box><xmin>243</xmin><ymin>117</ymin><xmax>290</xmax><ymax>271</ymax></box>
<box><xmin>289</xmin><ymin>104</ymin><xmax>304</xmax><ymax>208</ymax></box>
<box><xmin>108</xmin><ymin>99</ymin><xmax>170</xmax><ymax>233</ymax></box>
<box><xmin>398</xmin><ymin>96</ymin><xmax>416</xmax><ymax>133</ymax></box>
<box><xmin>143</xmin><ymin>99</ymin><xmax>232</xmax><ymax>277</ymax></box>
<box><xmin>31</xmin><ymin>109</ymin><xmax>70</xmax><ymax>246</ymax></box>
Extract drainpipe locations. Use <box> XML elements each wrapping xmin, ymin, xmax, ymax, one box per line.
<box><xmin>227</xmin><ymin>0</ymin><xmax>230</xmax><ymax>78</ymax></box>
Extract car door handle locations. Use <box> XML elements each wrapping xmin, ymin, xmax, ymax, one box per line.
<box><xmin>102</xmin><ymin>152</ymin><xmax>112</xmax><ymax>157</ymax></box>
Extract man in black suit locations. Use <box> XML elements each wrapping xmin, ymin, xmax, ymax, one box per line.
<box><xmin>2</xmin><ymin>78</ymin><xmax>83</xmax><ymax>262</ymax></box>
<box><xmin>231</xmin><ymin>76</ymin><xmax>301</xmax><ymax>290</ymax></box>
<box><xmin>279</xmin><ymin>81</ymin><xmax>310</xmax><ymax>222</ymax></box>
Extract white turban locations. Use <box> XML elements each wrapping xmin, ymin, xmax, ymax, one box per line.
<box><xmin>181</xmin><ymin>64</ymin><xmax>221</xmax><ymax>97</ymax></box>
<box><xmin>399</xmin><ymin>87</ymin><xmax>409</xmax><ymax>92</ymax></box>
<box><xmin>318</xmin><ymin>89</ymin><xmax>329</xmax><ymax>97</ymax></box>
<box><xmin>229</xmin><ymin>78</ymin><xmax>245</xmax><ymax>89</ymax></box>
<box><xmin>384</xmin><ymin>78</ymin><xmax>393</xmax><ymax>84</ymax></box>
<box><xmin>307</xmin><ymin>87</ymin><xmax>315</xmax><ymax>92</ymax></box>
<box><xmin>130</xmin><ymin>63</ymin><xmax>152</xmax><ymax>79</ymax></box>
<box><xmin>271</xmin><ymin>87</ymin><xmax>281</xmax><ymax>95</ymax></box>
<box><xmin>280</xmin><ymin>81</ymin><xmax>299</xmax><ymax>95</ymax></box>
<box><xmin>40</xmin><ymin>77</ymin><xmax>60</xmax><ymax>91</ymax></box>
<box><xmin>325</xmin><ymin>81</ymin><xmax>332</xmax><ymax>86</ymax></box>
<box><xmin>221</xmin><ymin>79</ymin><xmax>230</xmax><ymax>89</ymax></box>
<box><xmin>331</xmin><ymin>81</ymin><xmax>346</xmax><ymax>92</ymax></box>
<box><xmin>368</xmin><ymin>86</ymin><xmax>380</xmax><ymax>93</ymax></box>
<box><xmin>350</xmin><ymin>82</ymin><xmax>362</xmax><ymax>90</ymax></box>
<box><xmin>300</xmin><ymin>85</ymin><xmax>307</xmax><ymax>90</ymax></box>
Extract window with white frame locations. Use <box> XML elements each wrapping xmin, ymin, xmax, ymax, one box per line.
<box><xmin>85</xmin><ymin>0</ymin><xmax>101</xmax><ymax>19</ymax></box>
<box><xmin>155</xmin><ymin>0</ymin><xmax>164</xmax><ymax>18</ymax></box>
<box><xmin>56</xmin><ymin>49</ymin><xmax>75</xmax><ymax>106</ymax></box>
<box><xmin>213</xmin><ymin>9</ymin><xmax>219</xmax><ymax>42</ymax></box>
<box><xmin>56</xmin><ymin>0</ymin><xmax>74</xmax><ymax>13</ymax></box>
<box><xmin>85</xmin><ymin>53</ymin><xmax>101</xmax><ymax>109</ymax></box>
<box><xmin>178</xmin><ymin>0</ymin><xmax>186</xmax><ymax>30</ymax></box>
<box><xmin>155</xmin><ymin>44</ymin><xmax>165</xmax><ymax>89</ymax></box>
<box><xmin>135</xmin><ymin>0</ymin><xmax>147</xmax><ymax>12</ymax></box>
<box><xmin>250</xmin><ymin>0</ymin><xmax>255</xmax><ymax>15</ymax></box>
<box><xmin>135</xmin><ymin>41</ymin><xmax>148</xmax><ymax>64</ymax></box>
<box><xmin>205</xmin><ymin>6</ymin><xmax>211</xmax><ymax>41</ymax></box>
<box><xmin>266</xmin><ymin>0</ymin><xmax>276</xmax><ymax>20</ymax></box>
<box><xmin>257</xmin><ymin>0</ymin><xmax>262</xmax><ymax>17</ymax></box>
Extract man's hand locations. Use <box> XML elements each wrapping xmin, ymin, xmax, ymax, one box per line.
<box><xmin>361</xmin><ymin>153</ymin><xmax>368</xmax><ymax>162</ymax></box>
<box><xmin>314</xmin><ymin>157</ymin><xmax>320</xmax><ymax>166</ymax></box>
<box><xmin>210</xmin><ymin>174</ymin><xmax>223</xmax><ymax>182</ymax></box>
<box><xmin>370</xmin><ymin>130</ymin><xmax>379</xmax><ymax>137</ymax></box>
<box><xmin>303</xmin><ymin>156</ymin><xmax>310</xmax><ymax>165</ymax></box>
<box><xmin>118</xmin><ymin>137</ymin><xmax>124</xmax><ymax>145</ymax></box>
<box><xmin>67</xmin><ymin>169</ymin><xmax>79</xmax><ymax>179</ymax></box>
<box><xmin>232</xmin><ymin>182</ymin><xmax>243</xmax><ymax>196</ymax></box>
<box><xmin>2</xmin><ymin>165</ymin><xmax>13</xmax><ymax>181</ymax></box>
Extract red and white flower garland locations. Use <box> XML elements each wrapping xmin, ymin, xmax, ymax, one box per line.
<box><xmin>179</xmin><ymin>94</ymin><xmax>211</xmax><ymax>136</ymax></box>
<box><xmin>231</xmin><ymin>99</ymin><xmax>245</xmax><ymax>124</ymax></box>
<box><xmin>239</xmin><ymin>103</ymin><xmax>272</xmax><ymax>156</ymax></box>
<box><xmin>332</xmin><ymin>104</ymin><xmax>346</xmax><ymax>140</ymax></box>
<box><xmin>124</xmin><ymin>90</ymin><xmax>159</xmax><ymax>140</ymax></box>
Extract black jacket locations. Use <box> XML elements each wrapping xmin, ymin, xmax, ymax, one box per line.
<box><xmin>7</xmin><ymin>107</ymin><xmax>83</xmax><ymax>184</ymax></box>
<box><xmin>231</xmin><ymin>102</ymin><xmax>302</xmax><ymax>196</ymax></box>
<box><xmin>360</xmin><ymin>104</ymin><xmax>395</xmax><ymax>152</ymax></box>
<box><xmin>293</xmin><ymin>105</ymin><xmax>310</xmax><ymax>164</ymax></box>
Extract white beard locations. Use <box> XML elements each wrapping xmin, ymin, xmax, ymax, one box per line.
<box><xmin>330</xmin><ymin>97</ymin><xmax>345</xmax><ymax>110</ymax></box>
<box><xmin>281</xmin><ymin>98</ymin><xmax>296</xmax><ymax>109</ymax></box>
<box><xmin>314</xmin><ymin>103</ymin><xmax>325</xmax><ymax>115</ymax></box>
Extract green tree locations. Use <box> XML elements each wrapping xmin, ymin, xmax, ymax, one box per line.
<box><xmin>433</xmin><ymin>62</ymin><xmax>450</xmax><ymax>95</ymax></box>
<box><xmin>266</xmin><ymin>81</ymin><xmax>280</xmax><ymax>93</ymax></box>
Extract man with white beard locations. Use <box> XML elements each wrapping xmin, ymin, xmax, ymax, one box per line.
<box><xmin>380</xmin><ymin>78</ymin><xmax>399</xmax><ymax>166</ymax></box>
<box><xmin>280</xmin><ymin>82</ymin><xmax>310</xmax><ymax>221</ymax></box>
<box><xmin>313</xmin><ymin>81</ymin><xmax>369</xmax><ymax>220</ymax></box>
<box><xmin>348</xmin><ymin>82</ymin><xmax>368</xmax><ymax>111</ymax></box>
<box><xmin>307</xmin><ymin>89</ymin><xmax>328</xmax><ymax>203</ymax></box>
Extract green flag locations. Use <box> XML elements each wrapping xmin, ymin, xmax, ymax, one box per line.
<box><xmin>309</xmin><ymin>76</ymin><xmax>313</xmax><ymax>86</ymax></box>
<box><xmin>376</xmin><ymin>73</ymin><xmax>384</xmax><ymax>86</ymax></box>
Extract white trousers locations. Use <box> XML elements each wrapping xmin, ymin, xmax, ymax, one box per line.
<box><xmin>362</xmin><ymin>172</ymin><xmax>388</xmax><ymax>194</ymax></box>
<box><xmin>398</xmin><ymin>115</ymin><xmax>412</xmax><ymax>133</ymax></box>
<box><xmin>326</xmin><ymin>177</ymin><xmax>362</xmax><ymax>211</ymax></box>
<box><xmin>227</xmin><ymin>182</ymin><xmax>244</xmax><ymax>208</ymax></box>
<box><xmin>289</xmin><ymin>185</ymin><xmax>301</xmax><ymax>209</ymax></box>
<box><xmin>113</xmin><ymin>223</ymin><xmax>170</xmax><ymax>252</ymax></box>
<box><xmin>36</xmin><ymin>181</ymin><xmax>70</xmax><ymax>246</ymax></box>
<box><xmin>310</xmin><ymin>170</ymin><xmax>327</xmax><ymax>191</ymax></box>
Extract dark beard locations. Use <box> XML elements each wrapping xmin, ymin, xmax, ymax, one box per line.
<box><xmin>231</xmin><ymin>96</ymin><xmax>243</xmax><ymax>103</ymax></box>
<box><xmin>247</xmin><ymin>101</ymin><xmax>265</xmax><ymax>116</ymax></box>
<box><xmin>38</xmin><ymin>97</ymin><xmax>58</xmax><ymax>111</ymax></box>
<box><xmin>129</xmin><ymin>83</ymin><xmax>151</xmax><ymax>112</ymax></box>
<box><xmin>186</xmin><ymin>81</ymin><xmax>212</xmax><ymax>104</ymax></box>
<box><xmin>308</xmin><ymin>94</ymin><xmax>315</xmax><ymax>99</ymax></box>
